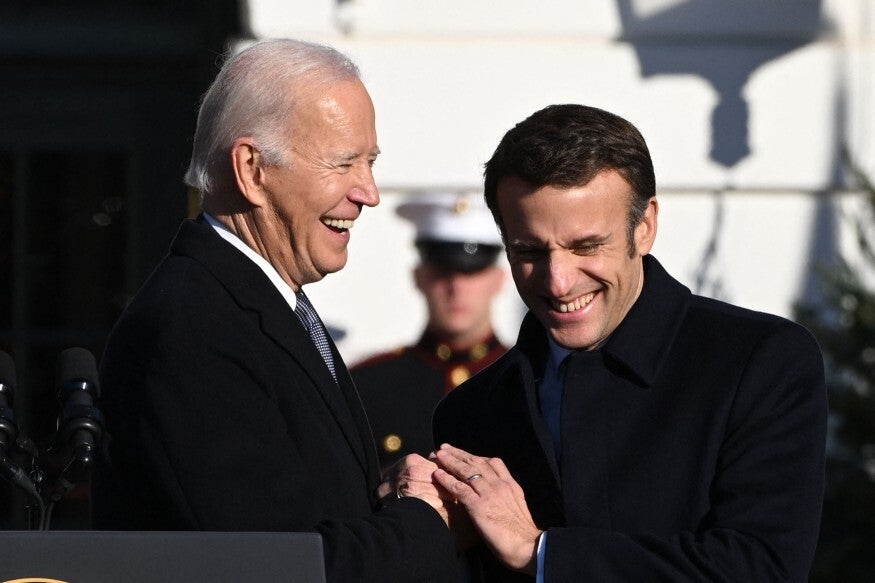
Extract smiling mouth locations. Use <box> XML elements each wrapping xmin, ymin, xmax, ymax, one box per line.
<box><xmin>553</xmin><ymin>292</ymin><xmax>596</xmax><ymax>313</ymax></box>
<box><xmin>322</xmin><ymin>218</ymin><xmax>354</xmax><ymax>232</ymax></box>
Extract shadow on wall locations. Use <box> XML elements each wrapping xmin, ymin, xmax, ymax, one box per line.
<box><xmin>617</xmin><ymin>0</ymin><xmax>825</xmax><ymax>168</ymax></box>
<box><xmin>617</xmin><ymin>0</ymin><xmax>834</xmax><ymax>301</ymax></box>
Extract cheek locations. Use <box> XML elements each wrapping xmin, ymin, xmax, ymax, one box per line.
<box><xmin>509</xmin><ymin>266</ymin><xmax>528</xmax><ymax>289</ymax></box>
<box><xmin>475</xmin><ymin>277</ymin><xmax>502</xmax><ymax>302</ymax></box>
<box><xmin>510</xmin><ymin>266</ymin><xmax>538</xmax><ymax>298</ymax></box>
<box><xmin>511</xmin><ymin>261</ymin><xmax>534</xmax><ymax>281</ymax></box>
<box><xmin>327</xmin><ymin>175</ymin><xmax>357</xmax><ymax>202</ymax></box>
<box><xmin>421</xmin><ymin>284</ymin><xmax>447</xmax><ymax>305</ymax></box>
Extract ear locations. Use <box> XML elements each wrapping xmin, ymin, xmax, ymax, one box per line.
<box><xmin>230</xmin><ymin>137</ymin><xmax>268</xmax><ymax>207</ymax></box>
<box><xmin>634</xmin><ymin>197</ymin><xmax>659</xmax><ymax>256</ymax></box>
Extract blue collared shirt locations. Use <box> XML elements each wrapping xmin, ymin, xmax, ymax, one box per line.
<box><xmin>535</xmin><ymin>335</ymin><xmax>573</xmax><ymax>582</ymax></box>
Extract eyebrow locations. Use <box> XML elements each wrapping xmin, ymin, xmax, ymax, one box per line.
<box><xmin>507</xmin><ymin>233</ymin><xmax>611</xmax><ymax>250</ymax></box>
<box><xmin>337</xmin><ymin>147</ymin><xmax>381</xmax><ymax>162</ymax></box>
<box><xmin>568</xmin><ymin>234</ymin><xmax>611</xmax><ymax>247</ymax></box>
<box><xmin>506</xmin><ymin>238</ymin><xmax>541</xmax><ymax>249</ymax></box>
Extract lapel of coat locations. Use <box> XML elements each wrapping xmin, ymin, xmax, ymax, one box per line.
<box><xmin>488</xmin><ymin>315</ymin><xmax>565</xmax><ymax>527</ymax></box>
<box><xmin>316</xmin><ymin>319</ymin><xmax>382</xmax><ymax>490</ymax></box>
<box><xmin>258</xmin><ymin>302</ymin><xmax>378</xmax><ymax>486</ymax></box>
<box><xmin>171</xmin><ymin>218</ymin><xmax>378</xmax><ymax>483</ymax></box>
<box><xmin>558</xmin><ymin>254</ymin><xmax>692</xmax><ymax>527</ymax></box>
<box><xmin>558</xmin><ymin>350</ymin><xmax>613</xmax><ymax>526</ymax></box>
<box><xmin>601</xmin><ymin>254</ymin><xmax>691</xmax><ymax>386</ymax></box>
<box><xmin>513</xmin><ymin>313</ymin><xmax>563</xmax><ymax>484</ymax></box>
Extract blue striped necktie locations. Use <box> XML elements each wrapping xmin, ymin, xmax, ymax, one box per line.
<box><xmin>294</xmin><ymin>290</ymin><xmax>337</xmax><ymax>382</ymax></box>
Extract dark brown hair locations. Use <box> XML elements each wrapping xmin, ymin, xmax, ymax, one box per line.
<box><xmin>483</xmin><ymin>104</ymin><xmax>655</xmax><ymax>253</ymax></box>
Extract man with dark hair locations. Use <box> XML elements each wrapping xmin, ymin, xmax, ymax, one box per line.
<box><xmin>429</xmin><ymin>104</ymin><xmax>827</xmax><ymax>581</ymax></box>
<box><xmin>92</xmin><ymin>39</ymin><xmax>458</xmax><ymax>582</ymax></box>
<box><xmin>352</xmin><ymin>192</ymin><xmax>507</xmax><ymax>469</ymax></box>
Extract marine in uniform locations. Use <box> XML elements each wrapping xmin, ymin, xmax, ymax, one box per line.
<box><xmin>352</xmin><ymin>193</ymin><xmax>508</xmax><ymax>469</ymax></box>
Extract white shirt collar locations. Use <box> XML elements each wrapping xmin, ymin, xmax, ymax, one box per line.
<box><xmin>202</xmin><ymin>212</ymin><xmax>298</xmax><ymax>311</ymax></box>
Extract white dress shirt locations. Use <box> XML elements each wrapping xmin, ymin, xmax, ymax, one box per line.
<box><xmin>203</xmin><ymin>212</ymin><xmax>299</xmax><ymax>311</ymax></box>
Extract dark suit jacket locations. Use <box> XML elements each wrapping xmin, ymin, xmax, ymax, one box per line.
<box><xmin>433</xmin><ymin>255</ymin><xmax>827</xmax><ymax>582</ymax></box>
<box><xmin>93</xmin><ymin>217</ymin><xmax>458</xmax><ymax>582</ymax></box>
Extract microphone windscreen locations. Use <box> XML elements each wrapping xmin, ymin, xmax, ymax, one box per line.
<box><xmin>56</xmin><ymin>347</ymin><xmax>100</xmax><ymax>398</ymax></box>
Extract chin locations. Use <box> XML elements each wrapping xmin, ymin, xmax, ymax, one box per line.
<box><xmin>319</xmin><ymin>257</ymin><xmax>348</xmax><ymax>276</ymax></box>
<box><xmin>550</xmin><ymin>326</ymin><xmax>594</xmax><ymax>351</ymax></box>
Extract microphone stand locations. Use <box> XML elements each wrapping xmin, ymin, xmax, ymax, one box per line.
<box><xmin>0</xmin><ymin>348</ymin><xmax>105</xmax><ymax>530</ymax></box>
<box><xmin>0</xmin><ymin>438</ymin><xmax>46</xmax><ymax>531</ymax></box>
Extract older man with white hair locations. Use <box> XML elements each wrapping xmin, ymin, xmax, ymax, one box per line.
<box><xmin>93</xmin><ymin>39</ymin><xmax>458</xmax><ymax>583</ymax></box>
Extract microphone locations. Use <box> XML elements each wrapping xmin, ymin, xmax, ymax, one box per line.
<box><xmin>55</xmin><ymin>347</ymin><xmax>104</xmax><ymax>477</ymax></box>
<box><xmin>0</xmin><ymin>351</ymin><xmax>40</xmax><ymax>498</ymax></box>
<box><xmin>0</xmin><ymin>350</ymin><xmax>18</xmax><ymax>452</ymax></box>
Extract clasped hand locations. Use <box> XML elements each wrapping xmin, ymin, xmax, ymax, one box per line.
<box><xmin>378</xmin><ymin>445</ymin><xmax>542</xmax><ymax>575</ymax></box>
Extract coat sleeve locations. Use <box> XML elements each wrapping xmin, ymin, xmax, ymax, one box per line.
<box><xmin>543</xmin><ymin>322</ymin><xmax>827</xmax><ymax>582</ymax></box>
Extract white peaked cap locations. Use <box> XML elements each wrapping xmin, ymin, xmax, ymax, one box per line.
<box><xmin>396</xmin><ymin>191</ymin><xmax>502</xmax><ymax>246</ymax></box>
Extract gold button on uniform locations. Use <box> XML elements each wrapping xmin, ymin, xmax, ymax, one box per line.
<box><xmin>449</xmin><ymin>366</ymin><xmax>471</xmax><ymax>388</ymax></box>
<box><xmin>469</xmin><ymin>343</ymin><xmax>488</xmax><ymax>361</ymax></box>
<box><xmin>436</xmin><ymin>344</ymin><xmax>452</xmax><ymax>361</ymax></box>
<box><xmin>382</xmin><ymin>434</ymin><xmax>402</xmax><ymax>453</ymax></box>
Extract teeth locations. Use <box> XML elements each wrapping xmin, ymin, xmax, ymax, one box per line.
<box><xmin>322</xmin><ymin>218</ymin><xmax>354</xmax><ymax>229</ymax></box>
<box><xmin>556</xmin><ymin>292</ymin><xmax>595</xmax><ymax>313</ymax></box>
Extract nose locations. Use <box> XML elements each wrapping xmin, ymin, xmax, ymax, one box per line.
<box><xmin>350</xmin><ymin>165</ymin><xmax>380</xmax><ymax>207</ymax></box>
<box><xmin>546</xmin><ymin>250</ymin><xmax>575</xmax><ymax>299</ymax></box>
<box><xmin>445</xmin><ymin>271</ymin><xmax>467</xmax><ymax>295</ymax></box>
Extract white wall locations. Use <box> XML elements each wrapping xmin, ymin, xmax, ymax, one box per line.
<box><xmin>240</xmin><ymin>0</ymin><xmax>875</xmax><ymax>363</ymax></box>
<box><xmin>309</xmin><ymin>191</ymin><xmax>525</xmax><ymax>364</ymax></box>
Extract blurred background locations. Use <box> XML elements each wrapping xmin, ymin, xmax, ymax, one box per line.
<box><xmin>0</xmin><ymin>1</ymin><xmax>873</xmax><ymax>579</ymax></box>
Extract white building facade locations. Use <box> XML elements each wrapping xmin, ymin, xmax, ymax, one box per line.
<box><xmin>241</xmin><ymin>0</ymin><xmax>875</xmax><ymax>363</ymax></box>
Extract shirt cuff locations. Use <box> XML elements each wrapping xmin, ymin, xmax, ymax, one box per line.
<box><xmin>536</xmin><ymin>530</ymin><xmax>547</xmax><ymax>583</ymax></box>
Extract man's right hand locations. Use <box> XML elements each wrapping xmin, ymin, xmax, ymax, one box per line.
<box><xmin>378</xmin><ymin>453</ymin><xmax>450</xmax><ymax>525</ymax></box>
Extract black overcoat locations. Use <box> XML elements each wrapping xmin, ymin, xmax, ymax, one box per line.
<box><xmin>93</xmin><ymin>217</ymin><xmax>458</xmax><ymax>582</ymax></box>
<box><xmin>434</xmin><ymin>255</ymin><xmax>826</xmax><ymax>582</ymax></box>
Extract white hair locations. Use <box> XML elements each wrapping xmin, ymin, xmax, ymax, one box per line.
<box><xmin>184</xmin><ymin>39</ymin><xmax>361</xmax><ymax>196</ymax></box>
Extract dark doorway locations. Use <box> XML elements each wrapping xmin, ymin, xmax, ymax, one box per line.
<box><xmin>0</xmin><ymin>1</ymin><xmax>242</xmax><ymax>529</ymax></box>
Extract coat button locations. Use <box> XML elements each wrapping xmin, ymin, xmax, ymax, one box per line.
<box><xmin>450</xmin><ymin>366</ymin><xmax>471</xmax><ymax>387</ymax></box>
<box><xmin>436</xmin><ymin>344</ymin><xmax>452</xmax><ymax>361</ymax></box>
<box><xmin>382</xmin><ymin>434</ymin><xmax>402</xmax><ymax>452</ymax></box>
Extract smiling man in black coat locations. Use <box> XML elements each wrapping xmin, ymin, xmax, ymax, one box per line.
<box><xmin>429</xmin><ymin>104</ymin><xmax>827</xmax><ymax>582</ymax></box>
<box><xmin>92</xmin><ymin>39</ymin><xmax>457</xmax><ymax>583</ymax></box>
